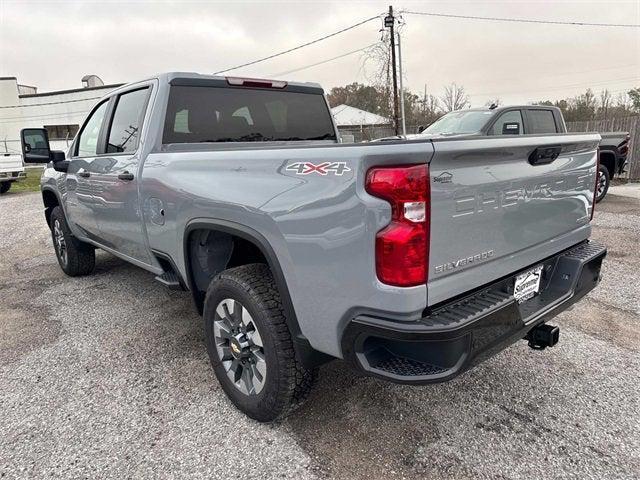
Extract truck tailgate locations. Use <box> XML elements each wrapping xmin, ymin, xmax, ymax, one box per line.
<box><xmin>427</xmin><ymin>133</ymin><xmax>600</xmax><ymax>306</ymax></box>
<box><xmin>0</xmin><ymin>154</ymin><xmax>24</xmax><ymax>173</ymax></box>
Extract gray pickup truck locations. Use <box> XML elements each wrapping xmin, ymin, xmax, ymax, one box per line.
<box><xmin>21</xmin><ymin>73</ymin><xmax>606</xmax><ymax>422</ymax></box>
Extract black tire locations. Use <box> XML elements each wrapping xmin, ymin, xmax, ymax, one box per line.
<box><xmin>204</xmin><ymin>263</ymin><xmax>317</xmax><ymax>422</ymax></box>
<box><xmin>595</xmin><ymin>165</ymin><xmax>610</xmax><ymax>203</ymax></box>
<box><xmin>0</xmin><ymin>182</ymin><xmax>11</xmax><ymax>194</ymax></box>
<box><xmin>50</xmin><ymin>206</ymin><xmax>96</xmax><ymax>276</ymax></box>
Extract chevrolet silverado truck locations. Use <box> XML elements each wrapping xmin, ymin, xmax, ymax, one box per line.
<box><xmin>0</xmin><ymin>152</ymin><xmax>26</xmax><ymax>194</ymax></box>
<box><xmin>413</xmin><ymin>105</ymin><xmax>629</xmax><ymax>202</ymax></box>
<box><xmin>21</xmin><ymin>73</ymin><xmax>606</xmax><ymax>422</ymax></box>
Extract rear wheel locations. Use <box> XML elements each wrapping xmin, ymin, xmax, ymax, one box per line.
<box><xmin>0</xmin><ymin>182</ymin><xmax>11</xmax><ymax>194</ymax></box>
<box><xmin>595</xmin><ymin>165</ymin><xmax>610</xmax><ymax>203</ymax></box>
<box><xmin>50</xmin><ymin>206</ymin><xmax>96</xmax><ymax>276</ymax></box>
<box><xmin>203</xmin><ymin>264</ymin><xmax>317</xmax><ymax>422</ymax></box>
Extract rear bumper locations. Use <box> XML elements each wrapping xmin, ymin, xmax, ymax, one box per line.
<box><xmin>341</xmin><ymin>240</ymin><xmax>606</xmax><ymax>385</ymax></box>
<box><xmin>0</xmin><ymin>171</ymin><xmax>26</xmax><ymax>181</ymax></box>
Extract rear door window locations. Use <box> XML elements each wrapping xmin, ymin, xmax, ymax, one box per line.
<box><xmin>163</xmin><ymin>86</ymin><xmax>336</xmax><ymax>143</ymax></box>
<box><xmin>527</xmin><ymin>109</ymin><xmax>558</xmax><ymax>134</ymax></box>
<box><xmin>106</xmin><ymin>88</ymin><xmax>150</xmax><ymax>153</ymax></box>
<box><xmin>489</xmin><ymin>110</ymin><xmax>524</xmax><ymax>135</ymax></box>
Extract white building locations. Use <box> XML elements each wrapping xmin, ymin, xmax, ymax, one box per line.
<box><xmin>0</xmin><ymin>75</ymin><xmax>121</xmax><ymax>153</ymax></box>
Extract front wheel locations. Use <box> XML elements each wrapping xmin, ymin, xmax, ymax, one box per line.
<box><xmin>0</xmin><ymin>182</ymin><xmax>11</xmax><ymax>194</ymax></box>
<box><xmin>50</xmin><ymin>206</ymin><xmax>96</xmax><ymax>276</ymax></box>
<box><xmin>203</xmin><ymin>264</ymin><xmax>317</xmax><ymax>422</ymax></box>
<box><xmin>595</xmin><ymin>165</ymin><xmax>610</xmax><ymax>203</ymax></box>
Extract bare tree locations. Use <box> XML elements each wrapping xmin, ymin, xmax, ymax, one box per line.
<box><xmin>599</xmin><ymin>89</ymin><xmax>612</xmax><ymax>120</ymax></box>
<box><xmin>616</xmin><ymin>91</ymin><xmax>631</xmax><ymax>110</ymax></box>
<box><xmin>441</xmin><ymin>83</ymin><xmax>469</xmax><ymax>112</ymax></box>
<box><xmin>361</xmin><ymin>40</ymin><xmax>394</xmax><ymax>118</ymax></box>
<box><xmin>484</xmin><ymin>98</ymin><xmax>502</xmax><ymax>108</ymax></box>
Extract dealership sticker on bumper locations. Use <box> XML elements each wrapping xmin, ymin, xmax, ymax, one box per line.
<box><xmin>514</xmin><ymin>265</ymin><xmax>543</xmax><ymax>303</ymax></box>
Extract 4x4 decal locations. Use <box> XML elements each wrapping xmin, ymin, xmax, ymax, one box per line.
<box><xmin>286</xmin><ymin>162</ymin><xmax>351</xmax><ymax>176</ymax></box>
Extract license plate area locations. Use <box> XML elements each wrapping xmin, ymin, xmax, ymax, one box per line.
<box><xmin>513</xmin><ymin>265</ymin><xmax>543</xmax><ymax>304</ymax></box>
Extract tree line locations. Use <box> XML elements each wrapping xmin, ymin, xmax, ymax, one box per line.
<box><xmin>327</xmin><ymin>82</ymin><xmax>640</xmax><ymax>127</ymax></box>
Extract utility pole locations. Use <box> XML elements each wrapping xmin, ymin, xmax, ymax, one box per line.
<box><xmin>423</xmin><ymin>84</ymin><xmax>427</xmax><ymax>117</ymax></box>
<box><xmin>397</xmin><ymin>26</ymin><xmax>406</xmax><ymax>136</ymax></box>
<box><xmin>385</xmin><ymin>6</ymin><xmax>399</xmax><ymax>135</ymax></box>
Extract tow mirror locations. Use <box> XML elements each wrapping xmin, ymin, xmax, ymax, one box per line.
<box><xmin>20</xmin><ymin>128</ymin><xmax>66</xmax><ymax>165</ymax></box>
<box><xmin>502</xmin><ymin>122</ymin><xmax>520</xmax><ymax>135</ymax></box>
<box><xmin>21</xmin><ymin>128</ymin><xmax>52</xmax><ymax>163</ymax></box>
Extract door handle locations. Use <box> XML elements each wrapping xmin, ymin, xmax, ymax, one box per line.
<box><xmin>529</xmin><ymin>145</ymin><xmax>562</xmax><ymax>165</ymax></box>
<box><xmin>78</xmin><ymin>171</ymin><xmax>91</xmax><ymax>178</ymax></box>
<box><xmin>118</xmin><ymin>171</ymin><xmax>134</xmax><ymax>181</ymax></box>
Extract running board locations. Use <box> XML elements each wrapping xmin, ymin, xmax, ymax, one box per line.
<box><xmin>155</xmin><ymin>271</ymin><xmax>183</xmax><ymax>290</ymax></box>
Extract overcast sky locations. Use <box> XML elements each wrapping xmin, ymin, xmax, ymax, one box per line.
<box><xmin>1</xmin><ymin>0</ymin><xmax>639</xmax><ymax>106</ymax></box>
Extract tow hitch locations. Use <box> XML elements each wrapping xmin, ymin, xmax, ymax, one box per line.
<box><xmin>526</xmin><ymin>324</ymin><xmax>560</xmax><ymax>350</ymax></box>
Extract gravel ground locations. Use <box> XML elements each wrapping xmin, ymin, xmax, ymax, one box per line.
<box><xmin>1</xmin><ymin>187</ymin><xmax>639</xmax><ymax>480</ymax></box>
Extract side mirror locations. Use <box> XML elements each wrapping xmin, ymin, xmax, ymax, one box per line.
<box><xmin>21</xmin><ymin>128</ymin><xmax>52</xmax><ymax>163</ymax></box>
<box><xmin>20</xmin><ymin>128</ymin><xmax>66</xmax><ymax>164</ymax></box>
<box><xmin>502</xmin><ymin>122</ymin><xmax>520</xmax><ymax>135</ymax></box>
<box><xmin>417</xmin><ymin>125</ymin><xmax>426</xmax><ymax>133</ymax></box>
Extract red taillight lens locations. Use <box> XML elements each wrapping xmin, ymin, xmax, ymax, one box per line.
<box><xmin>366</xmin><ymin>164</ymin><xmax>429</xmax><ymax>287</ymax></box>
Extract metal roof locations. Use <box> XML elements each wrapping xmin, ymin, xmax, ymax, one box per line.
<box><xmin>330</xmin><ymin>104</ymin><xmax>391</xmax><ymax>126</ymax></box>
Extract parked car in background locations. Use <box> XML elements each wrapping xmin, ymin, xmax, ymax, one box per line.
<box><xmin>0</xmin><ymin>152</ymin><xmax>25</xmax><ymax>194</ymax></box>
<box><xmin>20</xmin><ymin>73</ymin><xmax>605</xmax><ymax>422</ymax></box>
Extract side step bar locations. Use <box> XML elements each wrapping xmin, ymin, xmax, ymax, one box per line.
<box><xmin>155</xmin><ymin>271</ymin><xmax>184</xmax><ymax>290</ymax></box>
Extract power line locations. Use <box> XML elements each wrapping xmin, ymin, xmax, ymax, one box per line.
<box><xmin>0</xmin><ymin>96</ymin><xmax>102</xmax><ymax>109</ymax></box>
<box><xmin>272</xmin><ymin>42</ymin><xmax>381</xmax><ymax>76</ymax></box>
<box><xmin>212</xmin><ymin>14</ymin><xmax>382</xmax><ymax>75</ymax></box>
<box><xmin>402</xmin><ymin>10</ymin><xmax>640</xmax><ymax>28</ymax></box>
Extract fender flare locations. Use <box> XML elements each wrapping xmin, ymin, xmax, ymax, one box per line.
<box><xmin>41</xmin><ymin>186</ymin><xmax>64</xmax><ymax>227</ymax></box>
<box><xmin>183</xmin><ymin>219</ymin><xmax>331</xmax><ymax>367</ymax></box>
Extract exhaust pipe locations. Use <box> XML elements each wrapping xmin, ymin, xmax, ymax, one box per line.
<box><xmin>526</xmin><ymin>324</ymin><xmax>560</xmax><ymax>350</ymax></box>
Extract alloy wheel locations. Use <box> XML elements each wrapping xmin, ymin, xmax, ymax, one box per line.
<box><xmin>53</xmin><ymin>219</ymin><xmax>68</xmax><ymax>267</ymax></box>
<box><xmin>213</xmin><ymin>299</ymin><xmax>267</xmax><ymax>395</ymax></box>
<box><xmin>597</xmin><ymin>170</ymin><xmax>607</xmax><ymax>198</ymax></box>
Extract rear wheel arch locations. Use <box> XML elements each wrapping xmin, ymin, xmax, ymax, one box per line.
<box><xmin>599</xmin><ymin>150</ymin><xmax>616</xmax><ymax>179</ymax></box>
<box><xmin>182</xmin><ymin>220</ymin><xmax>327</xmax><ymax>366</ymax></box>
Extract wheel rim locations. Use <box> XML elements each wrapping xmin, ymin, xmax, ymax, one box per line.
<box><xmin>597</xmin><ymin>170</ymin><xmax>607</xmax><ymax>197</ymax></box>
<box><xmin>213</xmin><ymin>299</ymin><xmax>267</xmax><ymax>396</ymax></box>
<box><xmin>53</xmin><ymin>219</ymin><xmax>68</xmax><ymax>267</ymax></box>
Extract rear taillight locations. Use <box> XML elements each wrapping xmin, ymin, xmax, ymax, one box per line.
<box><xmin>365</xmin><ymin>164</ymin><xmax>429</xmax><ymax>287</ymax></box>
<box><xmin>591</xmin><ymin>151</ymin><xmax>600</xmax><ymax>220</ymax></box>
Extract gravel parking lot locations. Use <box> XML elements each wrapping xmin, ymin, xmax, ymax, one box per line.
<box><xmin>1</xmin><ymin>187</ymin><xmax>639</xmax><ymax>479</ymax></box>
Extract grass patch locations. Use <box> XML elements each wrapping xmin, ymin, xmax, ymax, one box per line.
<box><xmin>8</xmin><ymin>167</ymin><xmax>44</xmax><ymax>193</ymax></box>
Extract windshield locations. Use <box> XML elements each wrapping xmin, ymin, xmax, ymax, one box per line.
<box><xmin>163</xmin><ymin>86</ymin><xmax>337</xmax><ymax>143</ymax></box>
<box><xmin>423</xmin><ymin>110</ymin><xmax>495</xmax><ymax>135</ymax></box>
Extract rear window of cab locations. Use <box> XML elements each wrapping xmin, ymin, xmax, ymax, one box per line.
<box><xmin>163</xmin><ymin>86</ymin><xmax>336</xmax><ymax>144</ymax></box>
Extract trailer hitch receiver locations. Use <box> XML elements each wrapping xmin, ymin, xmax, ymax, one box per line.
<box><xmin>526</xmin><ymin>324</ymin><xmax>560</xmax><ymax>350</ymax></box>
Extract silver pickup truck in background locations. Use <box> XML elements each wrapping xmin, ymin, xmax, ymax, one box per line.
<box><xmin>21</xmin><ymin>72</ymin><xmax>606</xmax><ymax>421</ymax></box>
